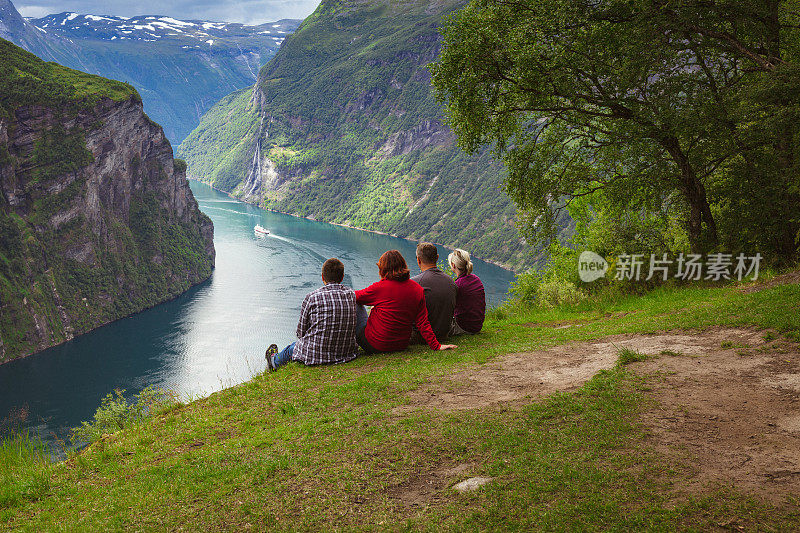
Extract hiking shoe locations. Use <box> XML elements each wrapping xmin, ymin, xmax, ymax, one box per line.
<box><xmin>265</xmin><ymin>343</ymin><xmax>279</xmax><ymax>372</ymax></box>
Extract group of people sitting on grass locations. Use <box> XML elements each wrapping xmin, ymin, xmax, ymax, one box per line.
<box><xmin>265</xmin><ymin>243</ymin><xmax>486</xmax><ymax>371</ymax></box>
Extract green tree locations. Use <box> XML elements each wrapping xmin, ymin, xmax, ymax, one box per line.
<box><xmin>430</xmin><ymin>0</ymin><xmax>800</xmax><ymax>260</ymax></box>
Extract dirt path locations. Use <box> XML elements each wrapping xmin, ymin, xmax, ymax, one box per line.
<box><xmin>631</xmin><ymin>329</ymin><xmax>800</xmax><ymax>503</ymax></box>
<box><xmin>401</xmin><ymin>329</ymin><xmax>754</xmax><ymax>412</ymax></box>
<box><xmin>402</xmin><ymin>328</ymin><xmax>800</xmax><ymax>502</ymax></box>
<box><xmin>739</xmin><ymin>270</ymin><xmax>800</xmax><ymax>293</ymax></box>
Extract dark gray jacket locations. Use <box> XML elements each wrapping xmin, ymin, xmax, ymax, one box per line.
<box><xmin>411</xmin><ymin>267</ymin><xmax>457</xmax><ymax>342</ymax></box>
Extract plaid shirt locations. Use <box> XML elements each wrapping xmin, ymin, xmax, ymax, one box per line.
<box><xmin>292</xmin><ymin>283</ymin><xmax>358</xmax><ymax>365</ymax></box>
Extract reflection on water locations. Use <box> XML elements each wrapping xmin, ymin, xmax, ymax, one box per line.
<box><xmin>0</xmin><ymin>181</ymin><xmax>515</xmax><ymax>449</ymax></box>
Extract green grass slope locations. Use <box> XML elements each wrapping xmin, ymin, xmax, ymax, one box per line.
<box><xmin>2</xmin><ymin>275</ymin><xmax>799</xmax><ymax>529</ymax></box>
<box><xmin>179</xmin><ymin>0</ymin><xmax>552</xmax><ymax>270</ymax></box>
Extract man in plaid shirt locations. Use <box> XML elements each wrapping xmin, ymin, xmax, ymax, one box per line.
<box><xmin>265</xmin><ymin>258</ymin><xmax>358</xmax><ymax>370</ymax></box>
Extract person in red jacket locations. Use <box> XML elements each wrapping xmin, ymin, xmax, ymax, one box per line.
<box><xmin>355</xmin><ymin>250</ymin><xmax>457</xmax><ymax>354</ymax></box>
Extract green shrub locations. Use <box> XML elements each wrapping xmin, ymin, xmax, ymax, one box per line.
<box><xmin>71</xmin><ymin>387</ymin><xmax>179</xmax><ymax>445</ymax></box>
<box><xmin>508</xmin><ymin>269</ymin><xmax>541</xmax><ymax>303</ymax></box>
<box><xmin>485</xmin><ymin>305</ymin><xmax>508</xmax><ymax>321</ymax></box>
<box><xmin>510</xmin><ymin>242</ymin><xmax>585</xmax><ymax>307</ymax></box>
<box><xmin>537</xmin><ymin>278</ymin><xmax>584</xmax><ymax>308</ymax></box>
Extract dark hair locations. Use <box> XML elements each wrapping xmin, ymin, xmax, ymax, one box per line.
<box><xmin>377</xmin><ymin>250</ymin><xmax>410</xmax><ymax>281</ymax></box>
<box><xmin>416</xmin><ymin>242</ymin><xmax>438</xmax><ymax>265</ymax></box>
<box><xmin>322</xmin><ymin>258</ymin><xmax>345</xmax><ymax>283</ymax></box>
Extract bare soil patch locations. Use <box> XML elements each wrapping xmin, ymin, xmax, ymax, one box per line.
<box><xmin>386</xmin><ymin>462</ymin><xmax>478</xmax><ymax>510</ymax></box>
<box><xmin>631</xmin><ymin>331</ymin><xmax>800</xmax><ymax>503</ymax></box>
<box><xmin>401</xmin><ymin>327</ymin><xmax>800</xmax><ymax>502</ymax></box>
<box><xmin>400</xmin><ymin>329</ymin><xmax>747</xmax><ymax>413</ymax></box>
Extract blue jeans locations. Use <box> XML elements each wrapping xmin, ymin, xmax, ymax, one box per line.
<box><xmin>356</xmin><ymin>304</ymin><xmax>369</xmax><ymax>331</ymax></box>
<box><xmin>274</xmin><ymin>342</ymin><xmax>295</xmax><ymax>369</ymax></box>
<box><xmin>355</xmin><ymin>304</ymin><xmax>378</xmax><ymax>354</ymax></box>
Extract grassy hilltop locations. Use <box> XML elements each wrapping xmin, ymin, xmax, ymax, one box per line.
<box><xmin>3</xmin><ymin>273</ymin><xmax>800</xmax><ymax>530</ymax></box>
<box><xmin>0</xmin><ymin>38</ymin><xmax>137</xmax><ymax>110</ymax></box>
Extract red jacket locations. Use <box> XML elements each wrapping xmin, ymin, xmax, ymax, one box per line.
<box><xmin>355</xmin><ymin>279</ymin><xmax>441</xmax><ymax>352</ymax></box>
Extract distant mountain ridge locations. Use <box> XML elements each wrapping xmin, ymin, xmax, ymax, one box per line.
<box><xmin>179</xmin><ymin>0</ymin><xmax>545</xmax><ymax>270</ymax></box>
<box><xmin>28</xmin><ymin>12</ymin><xmax>296</xmax><ymax>47</ymax></box>
<box><xmin>0</xmin><ymin>0</ymin><xmax>301</xmax><ymax>142</ymax></box>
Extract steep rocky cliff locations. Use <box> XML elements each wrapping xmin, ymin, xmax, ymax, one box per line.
<box><xmin>0</xmin><ymin>38</ymin><xmax>215</xmax><ymax>363</ymax></box>
<box><xmin>179</xmin><ymin>0</ymin><xmax>546</xmax><ymax>270</ymax></box>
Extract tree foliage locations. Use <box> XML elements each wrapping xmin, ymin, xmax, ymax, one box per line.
<box><xmin>430</xmin><ymin>0</ymin><xmax>800</xmax><ymax>262</ymax></box>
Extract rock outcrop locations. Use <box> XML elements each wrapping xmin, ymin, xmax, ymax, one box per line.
<box><xmin>0</xmin><ymin>38</ymin><xmax>215</xmax><ymax>363</ymax></box>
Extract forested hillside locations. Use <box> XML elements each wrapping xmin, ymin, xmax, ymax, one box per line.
<box><xmin>0</xmin><ymin>39</ymin><xmax>215</xmax><ymax>362</ymax></box>
<box><xmin>179</xmin><ymin>0</ymin><xmax>551</xmax><ymax>270</ymax></box>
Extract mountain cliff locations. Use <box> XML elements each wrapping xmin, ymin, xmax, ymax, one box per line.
<box><xmin>0</xmin><ymin>0</ymin><xmax>301</xmax><ymax>142</ymax></box>
<box><xmin>179</xmin><ymin>0</ymin><xmax>539</xmax><ymax>270</ymax></box>
<box><xmin>0</xmin><ymin>38</ymin><xmax>215</xmax><ymax>363</ymax></box>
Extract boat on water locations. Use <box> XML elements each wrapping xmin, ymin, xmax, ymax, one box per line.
<box><xmin>254</xmin><ymin>224</ymin><xmax>270</xmax><ymax>235</ymax></box>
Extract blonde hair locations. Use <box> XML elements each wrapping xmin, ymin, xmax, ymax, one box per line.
<box><xmin>448</xmin><ymin>249</ymin><xmax>473</xmax><ymax>275</ymax></box>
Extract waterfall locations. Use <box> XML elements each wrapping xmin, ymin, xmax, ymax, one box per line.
<box><xmin>243</xmin><ymin>114</ymin><xmax>270</xmax><ymax>199</ymax></box>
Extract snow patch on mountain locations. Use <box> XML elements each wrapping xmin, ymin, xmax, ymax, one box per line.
<box><xmin>28</xmin><ymin>12</ymin><xmax>298</xmax><ymax>44</ymax></box>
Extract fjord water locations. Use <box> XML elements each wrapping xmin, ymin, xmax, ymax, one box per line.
<box><xmin>0</xmin><ymin>181</ymin><xmax>514</xmax><ymax>448</ymax></box>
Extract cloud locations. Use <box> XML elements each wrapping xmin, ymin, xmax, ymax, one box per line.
<box><xmin>16</xmin><ymin>5</ymin><xmax>54</xmax><ymax>18</ymax></box>
<box><xmin>14</xmin><ymin>0</ymin><xmax>320</xmax><ymax>24</ymax></box>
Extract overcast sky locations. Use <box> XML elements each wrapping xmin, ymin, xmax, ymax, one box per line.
<box><xmin>16</xmin><ymin>0</ymin><xmax>320</xmax><ymax>25</ymax></box>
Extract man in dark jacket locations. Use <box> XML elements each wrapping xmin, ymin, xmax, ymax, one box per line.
<box><xmin>410</xmin><ymin>242</ymin><xmax>457</xmax><ymax>343</ymax></box>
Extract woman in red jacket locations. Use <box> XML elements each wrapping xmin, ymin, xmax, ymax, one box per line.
<box><xmin>356</xmin><ymin>250</ymin><xmax>457</xmax><ymax>354</ymax></box>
